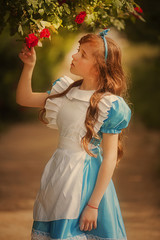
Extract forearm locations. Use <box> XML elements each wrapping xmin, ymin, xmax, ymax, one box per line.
<box><xmin>88</xmin><ymin>158</ymin><xmax>117</xmax><ymax>207</ymax></box>
<box><xmin>16</xmin><ymin>64</ymin><xmax>35</xmax><ymax>104</ymax></box>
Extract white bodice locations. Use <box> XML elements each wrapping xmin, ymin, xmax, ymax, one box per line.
<box><xmin>44</xmin><ymin>75</ymin><xmax>127</xmax><ymax>152</ymax></box>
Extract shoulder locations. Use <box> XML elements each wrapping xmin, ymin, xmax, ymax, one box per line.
<box><xmin>98</xmin><ymin>93</ymin><xmax>132</xmax><ymax>134</ymax></box>
<box><xmin>99</xmin><ymin>93</ymin><xmax>131</xmax><ymax>115</ymax></box>
<box><xmin>46</xmin><ymin>75</ymin><xmax>74</xmax><ymax>95</ymax></box>
<box><xmin>98</xmin><ymin>93</ymin><xmax>131</xmax><ymax>118</ymax></box>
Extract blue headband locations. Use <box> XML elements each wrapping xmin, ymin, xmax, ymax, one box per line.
<box><xmin>98</xmin><ymin>29</ymin><xmax>110</xmax><ymax>61</ymax></box>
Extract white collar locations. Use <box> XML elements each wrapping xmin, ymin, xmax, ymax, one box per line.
<box><xmin>66</xmin><ymin>86</ymin><xmax>96</xmax><ymax>102</ymax></box>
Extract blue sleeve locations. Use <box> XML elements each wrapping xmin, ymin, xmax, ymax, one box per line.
<box><xmin>100</xmin><ymin>97</ymin><xmax>131</xmax><ymax>134</ymax></box>
<box><xmin>46</xmin><ymin>78</ymin><xmax>61</xmax><ymax>94</ymax></box>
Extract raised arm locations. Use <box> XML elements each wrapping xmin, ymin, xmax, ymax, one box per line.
<box><xmin>16</xmin><ymin>43</ymin><xmax>49</xmax><ymax>108</ymax></box>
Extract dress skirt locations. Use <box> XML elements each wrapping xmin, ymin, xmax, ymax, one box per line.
<box><xmin>31</xmin><ymin>147</ymin><xmax>127</xmax><ymax>240</ymax></box>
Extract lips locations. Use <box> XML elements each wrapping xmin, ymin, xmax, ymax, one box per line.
<box><xmin>71</xmin><ymin>62</ymin><xmax>75</xmax><ymax>66</ymax></box>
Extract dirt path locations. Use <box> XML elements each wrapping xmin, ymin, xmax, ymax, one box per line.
<box><xmin>0</xmin><ymin>119</ymin><xmax>160</xmax><ymax>240</ymax></box>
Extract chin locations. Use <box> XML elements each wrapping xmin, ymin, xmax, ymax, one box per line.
<box><xmin>70</xmin><ymin>68</ymin><xmax>78</xmax><ymax>76</ymax></box>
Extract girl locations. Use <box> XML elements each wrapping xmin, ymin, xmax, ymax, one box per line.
<box><xmin>16</xmin><ymin>29</ymin><xmax>131</xmax><ymax>240</ymax></box>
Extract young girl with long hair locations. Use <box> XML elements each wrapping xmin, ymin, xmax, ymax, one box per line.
<box><xmin>16</xmin><ymin>29</ymin><xmax>131</xmax><ymax>240</ymax></box>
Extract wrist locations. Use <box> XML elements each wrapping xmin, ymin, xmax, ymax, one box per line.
<box><xmin>88</xmin><ymin>199</ymin><xmax>100</xmax><ymax>208</ymax></box>
<box><xmin>24</xmin><ymin>63</ymin><xmax>35</xmax><ymax>69</ymax></box>
<box><xmin>87</xmin><ymin>203</ymin><xmax>99</xmax><ymax>210</ymax></box>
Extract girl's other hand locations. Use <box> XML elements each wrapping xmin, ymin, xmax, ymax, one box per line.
<box><xmin>18</xmin><ymin>43</ymin><xmax>36</xmax><ymax>67</ymax></box>
<box><xmin>79</xmin><ymin>205</ymin><xmax>98</xmax><ymax>232</ymax></box>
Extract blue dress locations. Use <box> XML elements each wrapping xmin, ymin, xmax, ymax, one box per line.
<box><xmin>31</xmin><ymin>75</ymin><xmax>131</xmax><ymax>240</ymax></box>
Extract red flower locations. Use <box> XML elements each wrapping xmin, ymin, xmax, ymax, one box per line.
<box><xmin>25</xmin><ymin>33</ymin><xmax>38</xmax><ymax>48</ymax></box>
<box><xmin>75</xmin><ymin>11</ymin><xmax>87</xmax><ymax>24</ymax></box>
<box><xmin>40</xmin><ymin>28</ymin><xmax>51</xmax><ymax>38</ymax></box>
<box><xmin>134</xmin><ymin>7</ymin><xmax>143</xmax><ymax>13</ymax></box>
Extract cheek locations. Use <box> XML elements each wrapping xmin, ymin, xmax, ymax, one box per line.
<box><xmin>87</xmin><ymin>63</ymin><xmax>94</xmax><ymax>71</ymax></box>
<box><xmin>78</xmin><ymin>59</ymin><xmax>93</xmax><ymax>72</ymax></box>
<box><xmin>78</xmin><ymin>59</ymin><xmax>86</xmax><ymax>68</ymax></box>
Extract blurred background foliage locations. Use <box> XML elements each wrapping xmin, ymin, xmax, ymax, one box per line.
<box><xmin>126</xmin><ymin>46</ymin><xmax>160</xmax><ymax>129</ymax></box>
<box><xmin>123</xmin><ymin>0</ymin><xmax>160</xmax><ymax>130</ymax></box>
<box><xmin>0</xmin><ymin>0</ymin><xmax>159</xmax><ymax>134</ymax></box>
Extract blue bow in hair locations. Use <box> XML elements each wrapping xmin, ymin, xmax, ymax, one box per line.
<box><xmin>98</xmin><ymin>28</ymin><xmax>110</xmax><ymax>61</ymax></box>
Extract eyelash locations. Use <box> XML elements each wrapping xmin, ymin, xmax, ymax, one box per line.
<box><xmin>77</xmin><ymin>48</ymin><xmax>85</xmax><ymax>57</ymax></box>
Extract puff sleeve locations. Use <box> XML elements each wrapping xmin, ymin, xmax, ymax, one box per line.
<box><xmin>44</xmin><ymin>75</ymin><xmax>74</xmax><ymax>129</ymax></box>
<box><xmin>99</xmin><ymin>96</ymin><xmax>132</xmax><ymax>134</ymax></box>
<box><xmin>46</xmin><ymin>78</ymin><xmax>61</xmax><ymax>95</ymax></box>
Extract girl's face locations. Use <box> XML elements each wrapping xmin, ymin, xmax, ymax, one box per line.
<box><xmin>70</xmin><ymin>42</ymin><xmax>97</xmax><ymax>79</ymax></box>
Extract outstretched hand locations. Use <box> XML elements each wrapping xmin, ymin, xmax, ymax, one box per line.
<box><xmin>18</xmin><ymin>43</ymin><xmax>36</xmax><ymax>67</ymax></box>
<box><xmin>79</xmin><ymin>205</ymin><xmax>98</xmax><ymax>232</ymax></box>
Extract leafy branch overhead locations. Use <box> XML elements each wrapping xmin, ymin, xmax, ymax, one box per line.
<box><xmin>1</xmin><ymin>0</ymin><xmax>144</xmax><ymax>47</ymax></box>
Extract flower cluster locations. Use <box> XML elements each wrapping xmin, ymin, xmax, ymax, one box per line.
<box><xmin>25</xmin><ymin>28</ymin><xmax>51</xmax><ymax>48</ymax></box>
<box><xmin>74</xmin><ymin>11</ymin><xmax>87</xmax><ymax>24</ymax></box>
<box><xmin>25</xmin><ymin>11</ymin><xmax>87</xmax><ymax>48</ymax></box>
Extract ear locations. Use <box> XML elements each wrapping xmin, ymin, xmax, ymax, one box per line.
<box><xmin>94</xmin><ymin>68</ymin><xmax>99</xmax><ymax>76</ymax></box>
<box><xmin>96</xmin><ymin>69</ymin><xmax>99</xmax><ymax>75</ymax></box>
<box><xmin>91</xmin><ymin>64</ymin><xmax>98</xmax><ymax>76</ymax></box>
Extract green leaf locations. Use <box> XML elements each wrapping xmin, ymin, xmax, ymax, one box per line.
<box><xmin>37</xmin><ymin>40</ymin><xmax>43</xmax><ymax>47</ymax></box>
<box><xmin>113</xmin><ymin>0</ymin><xmax>123</xmax><ymax>9</ymax></box>
<box><xmin>63</xmin><ymin>3</ymin><xmax>71</xmax><ymax>15</ymax></box>
<box><xmin>45</xmin><ymin>0</ymin><xmax>51</xmax><ymax>5</ymax></box>
<box><xmin>38</xmin><ymin>9</ymin><xmax>44</xmax><ymax>16</ymax></box>
<box><xmin>67</xmin><ymin>24</ymin><xmax>74</xmax><ymax>30</ymax></box>
<box><xmin>40</xmin><ymin>20</ymin><xmax>51</xmax><ymax>28</ymax></box>
<box><xmin>126</xmin><ymin>2</ymin><xmax>134</xmax><ymax>12</ymax></box>
<box><xmin>52</xmin><ymin>18</ymin><xmax>62</xmax><ymax>30</ymax></box>
<box><xmin>137</xmin><ymin>15</ymin><xmax>146</xmax><ymax>22</ymax></box>
<box><xmin>27</xmin><ymin>0</ymin><xmax>38</xmax><ymax>9</ymax></box>
<box><xmin>18</xmin><ymin>24</ymin><xmax>23</xmax><ymax>36</ymax></box>
<box><xmin>111</xmin><ymin>18</ymin><xmax>125</xmax><ymax>30</ymax></box>
<box><xmin>85</xmin><ymin>13</ymin><xmax>95</xmax><ymax>25</ymax></box>
<box><xmin>28</xmin><ymin>9</ymin><xmax>33</xmax><ymax>15</ymax></box>
<box><xmin>30</xmin><ymin>18</ymin><xmax>42</xmax><ymax>29</ymax></box>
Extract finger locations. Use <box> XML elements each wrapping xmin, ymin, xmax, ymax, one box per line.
<box><xmin>24</xmin><ymin>45</ymin><xmax>29</xmax><ymax>51</ymax></box>
<box><xmin>84</xmin><ymin>222</ymin><xmax>89</xmax><ymax>231</ymax></box>
<box><xmin>80</xmin><ymin>223</ymin><xmax>84</xmax><ymax>231</ymax></box>
<box><xmin>21</xmin><ymin>48</ymin><xmax>31</xmax><ymax>56</ymax></box>
<box><xmin>93</xmin><ymin>221</ymin><xmax>97</xmax><ymax>229</ymax></box>
<box><xmin>19</xmin><ymin>52</ymin><xmax>27</xmax><ymax>58</ymax></box>
<box><xmin>21</xmin><ymin>48</ymin><xmax>28</xmax><ymax>54</ymax></box>
<box><xmin>20</xmin><ymin>50</ymin><xmax>28</xmax><ymax>55</ymax></box>
<box><xmin>31</xmin><ymin>47</ymin><xmax>35</xmax><ymax>54</ymax></box>
<box><xmin>88</xmin><ymin>222</ymin><xmax>93</xmax><ymax>231</ymax></box>
<box><xmin>25</xmin><ymin>51</ymin><xmax>31</xmax><ymax>56</ymax></box>
<box><xmin>19</xmin><ymin>52</ymin><xmax>25</xmax><ymax>56</ymax></box>
<box><xmin>22</xmin><ymin>53</ymin><xmax>28</xmax><ymax>58</ymax></box>
<box><xmin>21</xmin><ymin>47</ymin><xmax>30</xmax><ymax>54</ymax></box>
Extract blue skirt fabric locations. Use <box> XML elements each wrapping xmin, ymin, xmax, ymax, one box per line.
<box><xmin>31</xmin><ymin>148</ymin><xmax>127</xmax><ymax>240</ymax></box>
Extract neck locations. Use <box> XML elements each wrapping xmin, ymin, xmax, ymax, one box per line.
<box><xmin>79</xmin><ymin>78</ymin><xmax>98</xmax><ymax>91</ymax></box>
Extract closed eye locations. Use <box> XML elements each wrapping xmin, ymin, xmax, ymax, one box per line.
<box><xmin>77</xmin><ymin>48</ymin><xmax>85</xmax><ymax>57</ymax></box>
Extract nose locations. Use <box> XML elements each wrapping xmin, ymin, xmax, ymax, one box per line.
<box><xmin>72</xmin><ymin>53</ymin><xmax>76</xmax><ymax>60</ymax></box>
<box><xmin>72</xmin><ymin>51</ymin><xmax>79</xmax><ymax>60</ymax></box>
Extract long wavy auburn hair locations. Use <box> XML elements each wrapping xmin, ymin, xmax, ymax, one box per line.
<box><xmin>38</xmin><ymin>33</ymin><xmax>131</xmax><ymax>167</ymax></box>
